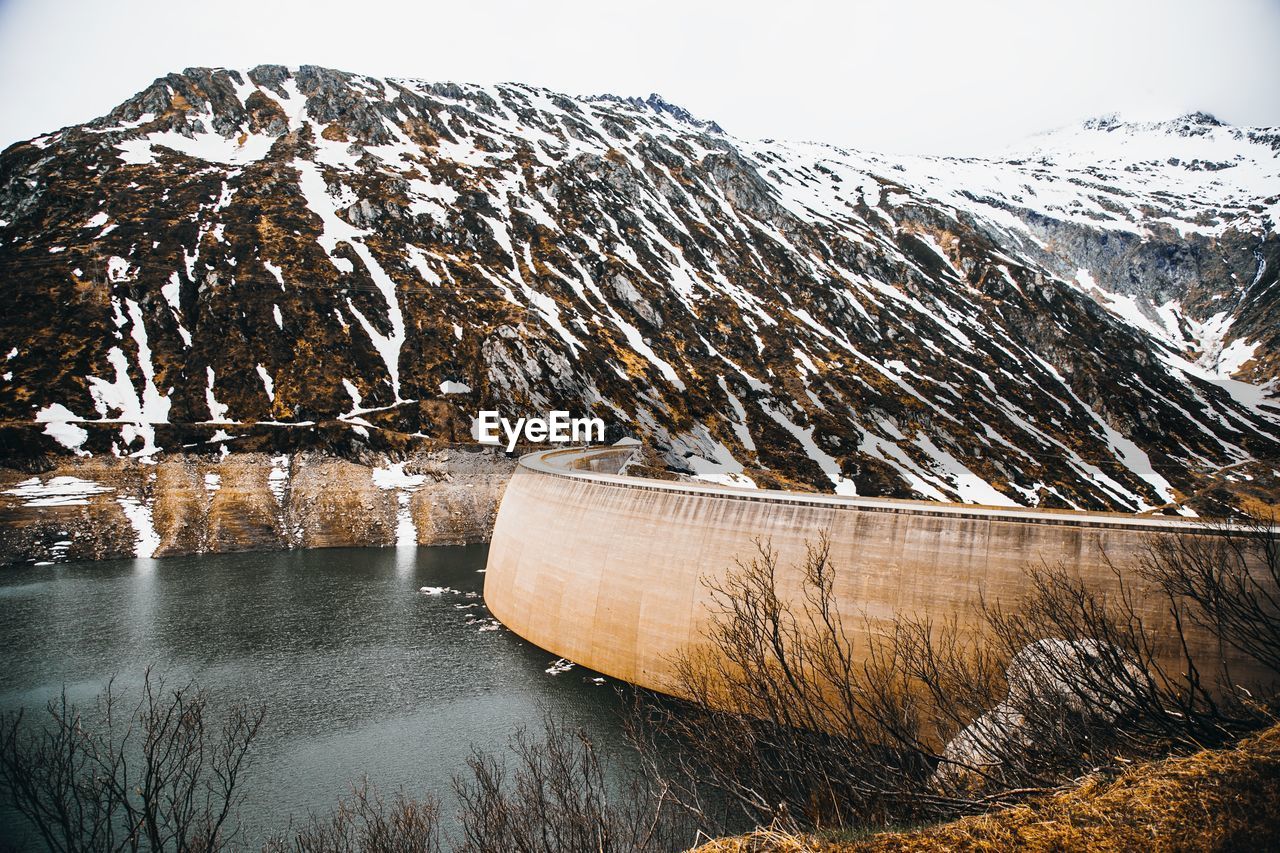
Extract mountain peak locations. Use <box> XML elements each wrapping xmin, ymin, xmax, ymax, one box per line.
<box><xmin>585</xmin><ymin>91</ymin><xmax>723</xmax><ymax>133</ymax></box>
<box><xmin>641</xmin><ymin>93</ymin><xmax>724</xmax><ymax>133</ymax></box>
<box><xmin>1080</xmin><ymin>111</ymin><xmax>1225</xmax><ymax>135</ymax></box>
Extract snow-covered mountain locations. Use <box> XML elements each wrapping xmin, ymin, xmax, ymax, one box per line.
<box><xmin>1</xmin><ymin>65</ymin><xmax>1277</xmax><ymax>514</ymax></box>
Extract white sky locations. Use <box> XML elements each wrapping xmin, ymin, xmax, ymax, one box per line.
<box><xmin>1</xmin><ymin>0</ymin><xmax>1277</xmax><ymax>155</ymax></box>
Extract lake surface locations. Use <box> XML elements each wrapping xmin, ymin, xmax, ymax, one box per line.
<box><xmin>0</xmin><ymin>545</ymin><xmax>630</xmax><ymax>848</ymax></box>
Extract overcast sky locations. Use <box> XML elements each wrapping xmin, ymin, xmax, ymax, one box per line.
<box><xmin>1</xmin><ymin>0</ymin><xmax>1277</xmax><ymax>155</ymax></box>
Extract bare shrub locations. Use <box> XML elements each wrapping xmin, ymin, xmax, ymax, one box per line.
<box><xmin>1140</xmin><ymin>515</ymin><xmax>1280</xmax><ymax>675</ymax></box>
<box><xmin>261</xmin><ymin>781</ymin><xmax>441</xmax><ymax>853</ymax></box>
<box><xmin>0</xmin><ymin>669</ymin><xmax>264</xmax><ymax>853</ymax></box>
<box><xmin>626</xmin><ymin>536</ymin><xmax>952</xmax><ymax>834</ymax></box>
<box><xmin>453</xmin><ymin>712</ymin><xmax>693</xmax><ymax>852</ymax></box>
<box><xmin>630</xmin><ymin>525</ymin><xmax>1280</xmax><ymax>836</ymax></box>
<box><xmin>943</xmin><ymin>518</ymin><xmax>1280</xmax><ymax>795</ymax></box>
<box><xmin>2</xmin><ymin>678</ymin><xmax>684</xmax><ymax>852</ymax></box>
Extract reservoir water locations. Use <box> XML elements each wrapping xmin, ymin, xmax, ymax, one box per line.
<box><xmin>0</xmin><ymin>545</ymin><xmax>630</xmax><ymax>848</ymax></box>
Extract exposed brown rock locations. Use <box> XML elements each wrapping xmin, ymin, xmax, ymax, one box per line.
<box><xmin>412</xmin><ymin>480</ymin><xmax>504</xmax><ymax>545</ymax></box>
<box><xmin>205</xmin><ymin>455</ymin><xmax>284</xmax><ymax>553</ymax></box>
<box><xmin>0</xmin><ymin>449</ymin><xmax>516</xmax><ymax>565</ymax></box>
<box><xmin>288</xmin><ymin>455</ymin><xmax>396</xmax><ymax>550</ymax></box>
<box><xmin>152</xmin><ymin>458</ymin><xmax>206</xmax><ymax>555</ymax></box>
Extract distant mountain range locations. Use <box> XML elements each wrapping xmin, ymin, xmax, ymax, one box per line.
<box><xmin>1</xmin><ymin>65</ymin><xmax>1277</xmax><ymax>514</ymax></box>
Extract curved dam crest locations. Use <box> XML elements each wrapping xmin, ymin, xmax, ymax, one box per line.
<box><xmin>483</xmin><ymin>446</ymin><xmax>1270</xmax><ymax>696</ymax></box>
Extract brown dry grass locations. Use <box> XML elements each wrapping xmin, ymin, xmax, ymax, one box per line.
<box><xmin>692</xmin><ymin>721</ymin><xmax>1280</xmax><ymax>852</ymax></box>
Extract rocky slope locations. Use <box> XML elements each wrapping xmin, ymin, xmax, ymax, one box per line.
<box><xmin>697</xmin><ymin>721</ymin><xmax>1280</xmax><ymax>851</ymax></box>
<box><xmin>1</xmin><ymin>65</ymin><xmax>1279</xmax><ymax>549</ymax></box>
<box><xmin>0</xmin><ymin>448</ymin><xmax>513</xmax><ymax>565</ymax></box>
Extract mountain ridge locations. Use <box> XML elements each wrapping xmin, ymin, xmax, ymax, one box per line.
<box><xmin>1</xmin><ymin>64</ymin><xmax>1277</xmax><ymax>516</ymax></box>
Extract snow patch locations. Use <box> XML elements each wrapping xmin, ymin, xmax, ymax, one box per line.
<box><xmin>545</xmin><ymin>658</ymin><xmax>576</xmax><ymax>675</ymax></box>
<box><xmin>205</xmin><ymin>367</ymin><xmax>230</xmax><ymax>422</ymax></box>
<box><xmin>4</xmin><ymin>476</ymin><xmax>113</xmax><ymax>507</ymax></box>
<box><xmin>256</xmin><ymin>364</ymin><xmax>275</xmax><ymax>402</ymax></box>
<box><xmin>372</xmin><ymin>462</ymin><xmax>427</xmax><ymax>547</ymax></box>
<box><xmin>914</xmin><ymin>435</ymin><xmax>1018</xmax><ymax>506</ymax></box>
<box><xmin>35</xmin><ymin>404</ymin><xmax>89</xmax><ymax>455</ymax></box>
<box><xmin>116</xmin><ymin>495</ymin><xmax>160</xmax><ymax>558</ymax></box>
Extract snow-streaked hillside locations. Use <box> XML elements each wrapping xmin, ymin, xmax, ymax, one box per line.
<box><xmin>1</xmin><ymin>65</ymin><xmax>1277</xmax><ymax>515</ymax></box>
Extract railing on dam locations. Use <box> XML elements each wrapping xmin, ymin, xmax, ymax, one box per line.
<box><xmin>483</xmin><ymin>445</ymin><xmax>1265</xmax><ymax>696</ymax></box>
<box><xmin>521</xmin><ymin>445</ymin><xmax>1215</xmax><ymax>533</ymax></box>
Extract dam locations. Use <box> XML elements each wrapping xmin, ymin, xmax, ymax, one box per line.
<box><xmin>483</xmin><ymin>445</ymin><xmax>1270</xmax><ymax>696</ymax></box>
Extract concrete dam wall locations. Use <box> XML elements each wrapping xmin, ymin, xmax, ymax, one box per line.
<box><xmin>483</xmin><ymin>446</ymin><xmax>1272</xmax><ymax>696</ymax></box>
